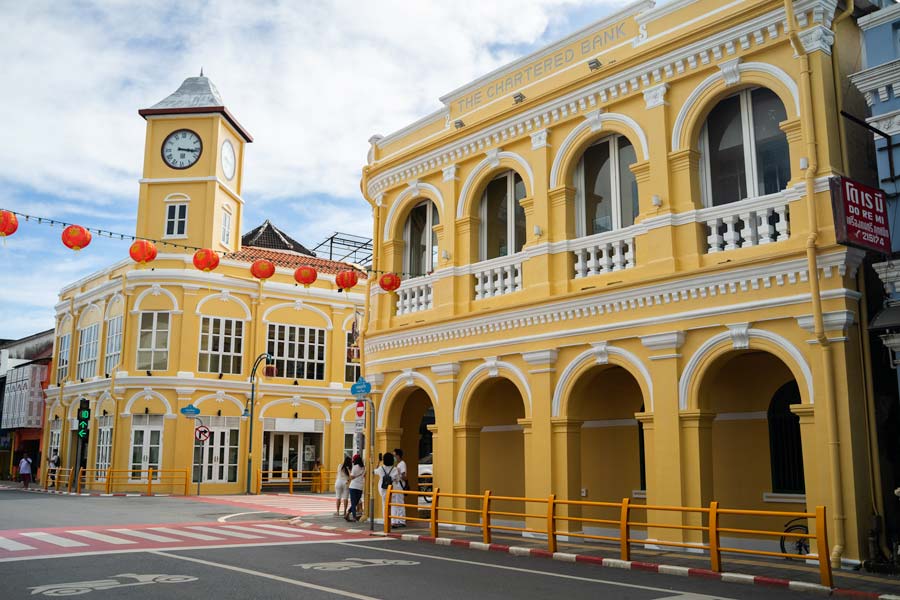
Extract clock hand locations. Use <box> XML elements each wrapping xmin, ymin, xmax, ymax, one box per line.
<box><xmin>177</xmin><ymin>147</ymin><xmax>200</xmax><ymax>152</ymax></box>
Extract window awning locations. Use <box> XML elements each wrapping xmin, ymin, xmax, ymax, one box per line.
<box><xmin>868</xmin><ymin>305</ymin><xmax>900</xmax><ymax>331</ymax></box>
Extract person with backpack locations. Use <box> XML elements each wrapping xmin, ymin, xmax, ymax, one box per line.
<box><xmin>375</xmin><ymin>452</ymin><xmax>404</xmax><ymax>528</ymax></box>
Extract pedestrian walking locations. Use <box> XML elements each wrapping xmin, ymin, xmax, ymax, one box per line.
<box><xmin>48</xmin><ymin>452</ymin><xmax>60</xmax><ymax>486</ymax></box>
<box><xmin>375</xmin><ymin>452</ymin><xmax>405</xmax><ymax>527</ymax></box>
<box><xmin>335</xmin><ymin>456</ymin><xmax>351</xmax><ymax>516</ymax></box>
<box><xmin>18</xmin><ymin>453</ymin><xmax>33</xmax><ymax>490</ymax></box>
<box><xmin>393</xmin><ymin>448</ymin><xmax>408</xmax><ymax>526</ymax></box>
<box><xmin>346</xmin><ymin>454</ymin><xmax>365</xmax><ymax>522</ymax></box>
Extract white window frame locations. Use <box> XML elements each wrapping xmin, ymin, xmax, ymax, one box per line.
<box><xmin>266</xmin><ymin>324</ymin><xmax>327</xmax><ymax>381</ymax></box>
<box><xmin>164</xmin><ymin>203</ymin><xmax>188</xmax><ymax>238</ymax></box>
<box><xmin>197</xmin><ymin>316</ymin><xmax>244</xmax><ymax>375</ymax></box>
<box><xmin>699</xmin><ymin>87</ymin><xmax>787</xmax><ymax>208</ymax></box>
<box><xmin>136</xmin><ymin>311</ymin><xmax>170</xmax><ymax>372</ymax></box>
<box><xmin>104</xmin><ymin>315</ymin><xmax>123</xmax><ymax>375</ymax></box>
<box><xmin>573</xmin><ymin>133</ymin><xmax>635</xmax><ymax>237</ymax></box>
<box><xmin>193</xmin><ymin>416</ymin><xmax>240</xmax><ymax>483</ymax></box>
<box><xmin>221</xmin><ymin>208</ymin><xmax>232</xmax><ymax>247</ymax></box>
<box><xmin>49</xmin><ymin>420</ymin><xmax>62</xmax><ymax>460</ymax></box>
<box><xmin>479</xmin><ymin>170</ymin><xmax>525</xmax><ymax>261</ymax></box>
<box><xmin>129</xmin><ymin>414</ymin><xmax>163</xmax><ymax>481</ymax></box>
<box><xmin>402</xmin><ymin>200</ymin><xmax>438</xmax><ymax>278</ymax></box>
<box><xmin>56</xmin><ymin>333</ymin><xmax>71</xmax><ymax>384</ymax></box>
<box><xmin>345</xmin><ymin>331</ymin><xmax>361</xmax><ymax>383</ymax></box>
<box><xmin>76</xmin><ymin>323</ymin><xmax>100</xmax><ymax>380</ymax></box>
<box><xmin>94</xmin><ymin>415</ymin><xmax>113</xmax><ymax>480</ymax></box>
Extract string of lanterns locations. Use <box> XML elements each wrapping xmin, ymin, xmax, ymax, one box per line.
<box><xmin>0</xmin><ymin>208</ymin><xmax>404</xmax><ymax>293</ymax></box>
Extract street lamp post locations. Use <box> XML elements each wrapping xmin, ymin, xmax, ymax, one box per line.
<box><xmin>244</xmin><ymin>352</ymin><xmax>273</xmax><ymax>495</ymax></box>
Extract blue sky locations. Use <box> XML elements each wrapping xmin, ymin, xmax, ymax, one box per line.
<box><xmin>0</xmin><ymin>0</ymin><xmax>644</xmax><ymax>339</ymax></box>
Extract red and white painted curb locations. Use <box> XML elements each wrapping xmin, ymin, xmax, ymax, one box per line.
<box><xmin>1</xmin><ymin>485</ymin><xmax>168</xmax><ymax>498</ymax></box>
<box><xmin>288</xmin><ymin>519</ymin><xmax>900</xmax><ymax>599</ymax></box>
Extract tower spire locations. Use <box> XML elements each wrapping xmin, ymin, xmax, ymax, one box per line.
<box><xmin>200</xmin><ymin>67</ymin><xmax>204</xmax><ymax>77</ymax></box>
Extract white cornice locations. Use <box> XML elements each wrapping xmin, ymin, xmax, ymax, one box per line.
<box><xmin>857</xmin><ymin>2</ymin><xmax>900</xmax><ymax>30</ymax></box>
<box><xmin>850</xmin><ymin>58</ymin><xmax>900</xmax><ymax>107</ymax></box>
<box><xmin>866</xmin><ymin>107</ymin><xmax>900</xmax><ymax>138</ymax></box>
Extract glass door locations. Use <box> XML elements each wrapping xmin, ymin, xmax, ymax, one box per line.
<box><xmin>129</xmin><ymin>426</ymin><xmax>162</xmax><ymax>480</ymax></box>
<box><xmin>194</xmin><ymin>428</ymin><xmax>239</xmax><ymax>483</ymax></box>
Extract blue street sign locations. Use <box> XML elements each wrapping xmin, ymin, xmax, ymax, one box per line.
<box><xmin>350</xmin><ymin>377</ymin><xmax>371</xmax><ymax>396</ymax></box>
<box><xmin>180</xmin><ymin>404</ymin><xmax>201</xmax><ymax>417</ymax></box>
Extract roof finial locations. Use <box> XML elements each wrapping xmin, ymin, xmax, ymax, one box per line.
<box><xmin>200</xmin><ymin>67</ymin><xmax>204</xmax><ymax>77</ymax></box>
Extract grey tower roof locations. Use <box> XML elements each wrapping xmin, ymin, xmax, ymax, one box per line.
<box><xmin>139</xmin><ymin>74</ymin><xmax>252</xmax><ymax>142</ymax></box>
<box><xmin>242</xmin><ymin>220</ymin><xmax>315</xmax><ymax>256</ymax></box>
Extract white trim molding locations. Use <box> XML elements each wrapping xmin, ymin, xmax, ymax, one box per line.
<box><xmin>383</xmin><ymin>181</ymin><xmax>445</xmax><ymax>240</ymax></box>
<box><xmin>123</xmin><ymin>388</ymin><xmax>175</xmax><ymax>417</ymax></box>
<box><xmin>378</xmin><ymin>370</ymin><xmax>440</xmax><ymax>428</ymax></box>
<box><xmin>454</xmin><ymin>358</ymin><xmax>533</xmax><ymax>424</ymax></box>
<box><xmin>552</xmin><ymin>343</ymin><xmax>654</xmax><ymax>416</ymax></box>
<box><xmin>258</xmin><ymin>396</ymin><xmax>331</xmax><ymax>422</ymax></box>
<box><xmin>263</xmin><ymin>300</ymin><xmax>334</xmax><ymax>330</ymax></box>
<box><xmin>456</xmin><ymin>151</ymin><xmax>535</xmax><ymax>219</ymax></box>
<box><xmin>195</xmin><ymin>290</ymin><xmax>252</xmax><ymax>321</ymax></box>
<box><xmin>131</xmin><ymin>284</ymin><xmax>181</xmax><ymax>313</ymax></box>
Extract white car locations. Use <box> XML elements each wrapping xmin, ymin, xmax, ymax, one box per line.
<box><xmin>418</xmin><ymin>453</ymin><xmax>433</xmax><ymax>507</ymax></box>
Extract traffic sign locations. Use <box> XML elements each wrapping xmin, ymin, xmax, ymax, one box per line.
<box><xmin>354</xmin><ymin>420</ymin><xmax>365</xmax><ymax>433</ymax></box>
<box><xmin>195</xmin><ymin>425</ymin><xmax>211</xmax><ymax>442</ymax></box>
<box><xmin>180</xmin><ymin>404</ymin><xmax>201</xmax><ymax>417</ymax></box>
<box><xmin>350</xmin><ymin>377</ymin><xmax>371</xmax><ymax>397</ymax></box>
<box><xmin>77</xmin><ymin>407</ymin><xmax>90</xmax><ymax>440</ymax></box>
<box><xmin>356</xmin><ymin>401</ymin><xmax>365</xmax><ymax>418</ymax></box>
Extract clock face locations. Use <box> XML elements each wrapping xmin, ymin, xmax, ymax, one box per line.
<box><xmin>221</xmin><ymin>140</ymin><xmax>236</xmax><ymax>180</ymax></box>
<box><xmin>162</xmin><ymin>129</ymin><xmax>202</xmax><ymax>169</ymax></box>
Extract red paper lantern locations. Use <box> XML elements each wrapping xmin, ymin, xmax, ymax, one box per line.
<box><xmin>193</xmin><ymin>248</ymin><xmax>220</xmax><ymax>272</ymax></box>
<box><xmin>0</xmin><ymin>210</ymin><xmax>18</xmax><ymax>237</ymax></box>
<box><xmin>294</xmin><ymin>265</ymin><xmax>318</xmax><ymax>287</ymax></box>
<box><xmin>335</xmin><ymin>270</ymin><xmax>359</xmax><ymax>291</ymax></box>
<box><xmin>379</xmin><ymin>272</ymin><xmax>401</xmax><ymax>292</ymax></box>
<box><xmin>129</xmin><ymin>240</ymin><xmax>158</xmax><ymax>265</ymax></box>
<box><xmin>250</xmin><ymin>259</ymin><xmax>275</xmax><ymax>279</ymax></box>
<box><xmin>62</xmin><ymin>224</ymin><xmax>92</xmax><ymax>251</ymax></box>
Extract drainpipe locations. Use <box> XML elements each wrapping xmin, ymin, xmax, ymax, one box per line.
<box><xmin>783</xmin><ymin>0</ymin><xmax>845</xmax><ymax>568</ymax></box>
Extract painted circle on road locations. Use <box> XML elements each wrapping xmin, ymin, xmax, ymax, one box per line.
<box><xmin>195</xmin><ymin>425</ymin><xmax>211</xmax><ymax>442</ymax></box>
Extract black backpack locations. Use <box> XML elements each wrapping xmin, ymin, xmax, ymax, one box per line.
<box><xmin>380</xmin><ymin>466</ymin><xmax>394</xmax><ymax>490</ymax></box>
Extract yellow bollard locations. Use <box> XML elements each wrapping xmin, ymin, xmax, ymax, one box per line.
<box><xmin>482</xmin><ymin>490</ymin><xmax>493</xmax><ymax>544</ymax></box>
<box><xmin>147</xmin><ymin>468</ymin><xmax>154</xmax><ymax>496</ymax></box>
<box><xmin>815</xmin><ymin>506</ymin><xmax>833</xmax><ymax>588</ymax></box>
<box><xmin>430</xmin><ymin>488</ymin><xmax>440</xmax><ymax>538</ymax></box>
<box><xmin>384</xmin><ymin>485</ymin><xmax>393</xmax><ymax>533</ymax></box>
<box><xmin>547</xmin><ymin>494</ymin><xmax>557</xmax><ymax>554</ymax></box>
<box><xmin>709</xmin><ymin>501</ymin><xmax>721</xmax><ymax>572</ymax></box>
<box><xmin>619</xmin><ymin>498</ymin><xmax>631</xmax><ymax>561</ymax></box>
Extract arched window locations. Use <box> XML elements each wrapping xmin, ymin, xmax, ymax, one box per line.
<box><xmin>700</xmin><ymin>87</ymin><xmax>790</xmax><ymax>207</ymax></box>
<box><xmin>480</xmin><ymin>170</ymin><xmax>526</xmax><ymax>260</ymax></box>
<box><xmin>403</xmin><ymin>200</ymin><xmax>439</xmax><ymax>278</ymax></box>
<box><xmin>767</xmin><ymin>381</ymin><xmax>805</xmax><ymax>494</ymax></box>
<box><xmin>574</xmin><ymin>134</ymin><xmax>638</xmax><ymax>236</ymax></box>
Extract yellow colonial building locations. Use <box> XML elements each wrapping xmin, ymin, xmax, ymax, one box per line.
<box><xmin>361</xmin><ymin>0</ymin><xmax>883</xmax><ymax>564</ymax></box>
<box><xmin>43</xmin><ymin>75</ymin><xmax>366</xmax><ymax>495</ymax></box>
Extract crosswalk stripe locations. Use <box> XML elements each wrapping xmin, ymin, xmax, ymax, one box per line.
<box><xmin>20</xmin><ymin>532</ymin><xmax>87</xmax><ymax>547</ymax></box>
<box><xmin>221</xmin><ymin>525</ymin><xmax>299</xmax><ymax>538</ymax></box>
<box><xmin>186</xmin><ymin>526</ymin><xmax>262</xmax><ymax>539</ymax></box>
<box><xmin>67</xmin><ymin>530</ymin><xmax>137</xmax><ymax>545</ymax></box>
<box><xmin>253</xmin><ymin>523</ymin><xmax>312</xmax><ymax>534</ymax></box>
<box><xmin>149</xmin><ymin>527</ymin><xmax>224</xmax><ymax>541</ymax></box>
<box><xmin>0</xmin><ymin>536</ymin><xmax>35</xmax><ymax>551</ymax></box>
<box><xmin>108</xmin><ymin>529</ymin><xmax>180</xmax><ymax>543</ymax></box>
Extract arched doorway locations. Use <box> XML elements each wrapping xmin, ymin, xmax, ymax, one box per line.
<box><xmin>466</xmin><ymin>377</ymin><xmax>527</xmax><ymax>498</ymax></box>
<box><xmin>382</xmin><ymin>386</ymin><xmax>436</xmax><ymax>510</ymax></box>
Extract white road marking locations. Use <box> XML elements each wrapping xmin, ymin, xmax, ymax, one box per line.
<box><xmin>149</xmin><ymin>527</ymin><xmax>223</xmax><ymax>541</ymax></box>
<box><xmin>186</xmin><ymin>526</ymin><xmax>262</xmax><ymax>539</ymax></box>
<box><xmin>67</xmin><ymin>530</ymin><xmax>137</xmax><ymax>545</ymax></box>
<box><xmin>337</xmin><ymin>542</ymin><xmax>738</xmax><ymax>599</ymax></box>
<box><xmin>152</xmin><ymin>550</ymin><xmax>381</xmax><ymax>599</ymax></box>
<box><xmin>108</xmin><ymin>529</ymin><xmax>180</xmax><ymax>543</ymax></box>
<box><xmin>0</xmin><ymin>536</ymin><xmax>35</xmax><ymax>551</ymax></box>
<box><xmin>221</xmin><ymin>525</ymin><xmax>299</xmax><ymax>538</ymax></box>
<box><xmin>20</xmin><ymin>532</ymin><xmax>87</xmax><ymax>548</ymax></box>
<box><xmin>289</xmin><ymin>528</ymin><xmax>338</xmax><ymax>537</ymax></box>
<box><xmin>217</xmin><ymin>511</ymin><xmax>271</xmax><ymax>523</ymax></box>
<box><xmin>253</xmin><ymin>523</ymin><xmax>312</xmax><ymax>534</ymax></box>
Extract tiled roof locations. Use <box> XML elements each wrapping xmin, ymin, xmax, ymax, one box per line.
<box><xmin>241</xmin><ymin>220</ymin><xmax>315</xmax><ymax>255</ymax></box>
<box><xmin>148</xmin><ymin>75</ymin><xmax>224</xmax><ymax>110</ymax></box>
<box><xmin>230</xmin><ymin>246</ymin><xmax>367</xmax><ymax>278</ymax></box>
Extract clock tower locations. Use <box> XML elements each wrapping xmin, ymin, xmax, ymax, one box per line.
<box><xmin>136</xmin><ymin>74</ymin><xmax>252</xmax><ymax>253</ymax></box>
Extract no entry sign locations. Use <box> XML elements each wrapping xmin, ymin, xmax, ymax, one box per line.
<box><xmin>195</xmin><ymin>425</ymin><xmax>211</xmax><ymax>442</ymax></box>
<box><xmin>356</xmin><ymin>401</ymin><xmax>365</xmax><ymax>419</ymax></box>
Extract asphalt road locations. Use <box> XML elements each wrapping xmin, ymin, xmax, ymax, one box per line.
<box><xmin>0</xmin><ymin>487</ymin><xmax>831</xmax><ymax>599</ymax></box>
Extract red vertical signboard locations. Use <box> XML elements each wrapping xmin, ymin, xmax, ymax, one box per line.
<box><xmin>829</xmin><ymin>177</ymin><xmax>891</xmax><ymax>254</ymax></box>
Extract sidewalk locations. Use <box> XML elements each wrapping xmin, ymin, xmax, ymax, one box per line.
<box><xmin>298</xmin><ymin>510</ymin><xmax>900</xmax><ymax>598</ymax></box>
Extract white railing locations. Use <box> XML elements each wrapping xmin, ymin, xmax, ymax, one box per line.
<box><xmin>700</xmin><ymin>193</ymin><xmax>792</xmax><ymax>253</ymax></box>
<box><xmin>571</xmin><ymin>230</ymin><xmax>636</xmax><ymax>278</ymax></box>
<box><xmin>396</xmin><ymin>277</ymin><xmax>433</xmax><ymax>316</ymax></box>
<box><xmin>473</xmin><ymin>255</ymin><xmax>523</xmax><ymax>300</ymax></box>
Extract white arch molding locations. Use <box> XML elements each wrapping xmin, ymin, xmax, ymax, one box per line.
<box><xmin>454</xmin><ymin>359</ymin><xmax>532</xmax><ymax>424</ymax></box>
<box><xmin>104</xmin><ymin>293</ymin><xmax>125</xmax><ymax>319</ymax></box>
<box><xmin>195</xmin><ymin>291</ymin><xmax>252</xmax><ymax>321</ymax></box>
<box><xmin>677</xmin><ymin>328</ymin><xmax>814</xmax><ymax>410</ymax></box>
<box><xmin>377</xmin><ymin>370</ymin><xmax>440</xmax><ymax>428</ymax></box>
<box><xmin>131</xmin><ymin>285</ymin><xmax>180</xmax><ymax>313</ymax></box>
<box><xmin>549</xmin><ymin>111</ymin><xmax>650</xmax><ymax>189</ymax></box>
<box><xmin>671</xmin><ymin>61</ymin><xmax>800</xmax><ymax>152</ymax></box>
<box><xmin>382</xmin><ymin>182</ymin><xmax>445</xmax><ymax>241</ymax></box>
<box><xmin>456</xmin><ymin>151</ymin><xmax>536</xmax><ymax>219</ymax></box>
<box><xmin>123</xmin><ymin>388</ymin><xmax>175</xmax><ymax>416</ymax></box>
<box><xmin>257</xmin><ymin>396</ymin><xmax>331</xmax><ymax>422</ymax></box>
<box><xmin>263</xmin><ymin>301</ymin><xmax>333</xmax><ymax>330</ymax></box>
<box><xmin>342</xmin><ymin>312</ymin><xmax>360</xmax><ymax>332</ymax></box>
<box><xmin>551</xmin><ymin>344</ymin><xmax>654</xmax><ymax>416</ymax></box>
<box><xmin>195</xmin><ymin>392</ymin><xmax>246</xmax><ymax>413</ymax></box>
<box><xmin>77</xmin><ymin>303</ymin><xmax>103</xmax><ymax>328</ymax></box>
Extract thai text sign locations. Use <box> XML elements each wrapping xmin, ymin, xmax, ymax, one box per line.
<box><xmin>830</xmin><ymin>177</ymin><xmax>891</xmax><ymax>254</ymax></box>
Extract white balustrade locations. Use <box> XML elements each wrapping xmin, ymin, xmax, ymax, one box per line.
<box><xmin>473</xmin><ymin>257</ymin><xmax>523</xmax><ymax>300</ymax></box>
<box><xmin>395</xmin><ymin>278</ymin><xmax>433</xmax><ymax>316</ymax></box>
<box><xmin>571</xmin><ymin>231</ymin><xmax>636</xmax><ymax>279</ymax></box>
<box><xmin>701</xmin><ymin>193</ymin><xmax>792</xmax><ymax>253</ymax></box>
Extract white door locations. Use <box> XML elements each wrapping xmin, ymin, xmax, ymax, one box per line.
<box><xmin>195</xmin><ymin>427</ymin><xmax>239</xmax><ymax>483</ymax></box>
<box><xmin>130</xmin><ymin>419</ymin><xmax>162</xmax><ymax>480</ymax></box>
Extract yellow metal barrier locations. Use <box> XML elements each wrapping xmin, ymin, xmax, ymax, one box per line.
<box><xmin>255</xmin><ymin>469</ymin><xmax>336</xmax><ymax>494</ymax></box>
<box><xmin>74</xmin><ymin>468</ymin><xmax>189</xmax><ymax>495</ymax></box>
<box><xmin>45</xmin><ymin>467</ymin><xmax>74</xmax><ymax>492</ymax></box>
<box><xmin>384</xmin><ymin>489</ymin><xmax>833</xmax><ymax>587</ymax></box>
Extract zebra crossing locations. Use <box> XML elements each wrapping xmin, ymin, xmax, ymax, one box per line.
<box><xmin>189</xmin><ymin>493</ymin><xmax>337</xmax><ymax>516</ymax></box>
<box><xmin>0</xmin><ymin>521</ymin><xmax>358</xmax><ymax>561</ymax></box>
